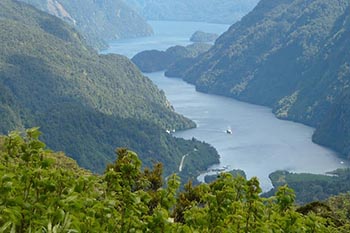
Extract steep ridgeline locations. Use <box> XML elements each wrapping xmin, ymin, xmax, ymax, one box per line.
<box><xmin>18</xmin><ymin>0</ymin><xmax>153</xmax><ymax>49</ymax></box>
<box><xmin>0</xmin><ymin>0</ymin><xmax>219</xmax><ymax>176</ymax></box>
<box><xmin>175</xmin><ymin>0</ymin><xmax>350</xmax><ymax>158</ymax></box>
<box><xmin>128</xmin><ymin>0</ymin><xmax>259</xmax><ymax>24</ymax></box>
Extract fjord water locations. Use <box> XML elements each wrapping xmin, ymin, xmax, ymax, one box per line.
<box><xmin>149</xmin><ymin>72</ymin><xmax>348</xmax><ymax>191</ymax></box>
<box><xmin>106</xmin><ymin>21</ymin><xmax>348</xmax><ymax>191</ymax></box>
<box><xmin>104</xmin><ymin>20</ymin><xmax>229</xmax><ymax>58</ymax></box>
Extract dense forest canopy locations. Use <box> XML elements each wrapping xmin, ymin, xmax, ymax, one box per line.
<box><xmin>264</xmin><ymin>169</ymin><xmax>350</xmax><ymax>204</ymax></box>
<box><xmin>169</xmin><ymin>0</ymin><xmax>350</xmax><ymax>159</ymax></box>
<box><xmin>0</xmin><ymin>0</ymin><xmax>219</xmax><ymax>178</ymax></box>
<box><xmin>1</xmin><ymin>129</ymin><xmax>350</xmax><ymax>232</ymax></box>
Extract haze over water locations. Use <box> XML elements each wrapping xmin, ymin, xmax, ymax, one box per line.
<box><xmin>104</xmin><ymin>20</ymin><xmax>229</xmax><ymax>58</ymax></box>
<box><xmin>106</xmin><ymin>21</ymin><xmax>348</xmax><ymax>191</ymax></box>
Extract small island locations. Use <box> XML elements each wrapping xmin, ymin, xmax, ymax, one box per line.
<box><xmin>190</xmin><ymin>30</ymin><xmax>219</xmax><ymax>43</ymax></box>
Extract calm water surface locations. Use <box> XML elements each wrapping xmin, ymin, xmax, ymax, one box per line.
<box><xmin>148</xmin><ymin>72</ymin><xmax>348</xmax><ymax>191</ymax></box>
<box><xmin>103</xmin><ymin>20</ymin><xmax>229</xmax><ymax>58</ymax></box>
<box><xmin>105</xmin><ymin>21</ymin><xmax>348</xmax><ymax>191</ymax></box>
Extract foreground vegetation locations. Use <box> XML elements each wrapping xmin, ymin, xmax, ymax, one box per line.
<box><xmin>1</xmin><ymin>129</ymin><xmax>350</xmax><ymax>232</ymax></box>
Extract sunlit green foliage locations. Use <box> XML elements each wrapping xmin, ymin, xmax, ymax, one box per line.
<box><xmin>0</xmin><ymin>129</ymin><xmax>180</xmax><ymax>232</ymax></box>
<box><xmin>1</xmin><ymin>129</ymin><xmax>350</xmax><ymax>232</ymax></box>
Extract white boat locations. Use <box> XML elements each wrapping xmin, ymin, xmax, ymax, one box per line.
<box><xmin>226</xmin><ymin>129</ymin><xmax>232</xmax><ymax>134</ymax></box>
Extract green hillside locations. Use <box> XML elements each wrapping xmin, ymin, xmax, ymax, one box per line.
<box><xmin>172</xmin><ymin>0</ymin><xmax>350</xmax><ymax>159</ymax></box>
<box><xmin>18</xmin><ymin>0</ymin><xmax>153</xmax><ymax>49</ymax></box>
<box><xmin>0</xmin><ymin>0</ymin><xmax>219</xmax><ymax>176</ymax></box>
<box><xmin>264</xmin><ymin>169</ymin><xmax>350</xmax><ymax>204</ymax></box>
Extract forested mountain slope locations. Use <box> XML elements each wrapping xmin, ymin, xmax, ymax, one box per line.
<box><xmin>0</xmin><ymin>0</ymin><xmax>219</xmax><ymax>176</ymax></box>
<box><xmin>264</xmin><ymin>169</ymin><xmax>350</xmax><ymax>204</ymax></box>
<box><xmin>18</xmin><ymin>0</ymin><xmax>153</xmax><ymax>49</ymax></box>
<box><xmin>128</xmin><ymin>0</ymin><xmax>258</xmax><ymax>24</ymax></box>
<box><xmin>174</xmin><ymin>0</ymin><xmax>350</xmax><ymax>158</ymax></box>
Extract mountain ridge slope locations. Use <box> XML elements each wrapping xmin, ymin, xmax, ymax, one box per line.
<box><xmin>0</xmin><ymin>0</ymin><xmax>219</xmax><ymax>175</ymax></box>
<box><xmin>171</xmin><ymin>0</ymin><xmax>350</xmax><ymax>158</ymax></box>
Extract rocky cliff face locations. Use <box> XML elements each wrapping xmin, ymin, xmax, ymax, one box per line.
<box><xmin>46</xmin><ymin>0</ymin><xmax>75</xmax><ymax>24</ymax></box>
<box><xmin>18</xmin><ymin>0</ymin><xmax>153</xmax><ymax>49</ymax></box>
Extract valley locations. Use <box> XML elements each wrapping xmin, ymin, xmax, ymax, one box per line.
<box><xmin>1</xmin><ymin>0</ymin><xmax>350</xmax><ymax>231</ymax></box>
<box><xmin>105</xmin><ymin>20</ymin><xmax>348</xmax><ymax>191</ymax></box>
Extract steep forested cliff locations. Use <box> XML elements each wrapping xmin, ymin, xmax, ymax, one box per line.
<box><xmin>172</xmin><ymin>0</ymin><xmax>350</xmax><ymax>158</ymax></box>
<box><xmin>0</xmin><ymin>0</ymin><xmax>219</xmax><ymax>176</ymax></box>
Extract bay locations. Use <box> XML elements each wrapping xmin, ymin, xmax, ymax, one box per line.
<box><xmin>105</xmin><ymin>20</ymin><xmax>348</xmax><ymax>191</ymax></box>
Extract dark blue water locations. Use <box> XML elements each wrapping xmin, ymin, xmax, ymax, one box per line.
<box><xmin>105</xmin><ymin>21</ymin><xmax>348</xmax><ymax>191</ymax></box>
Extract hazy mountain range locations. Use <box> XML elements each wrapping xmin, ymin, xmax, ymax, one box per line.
<box><xmin>18</xmin><ymin>0</ymin><xmax>153</xmax><ymax>49</ymax></box>
<box><xmin>128</xmin><ymin>0</ymin><xmax>259</xmax><ymax>24</ymax></box>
